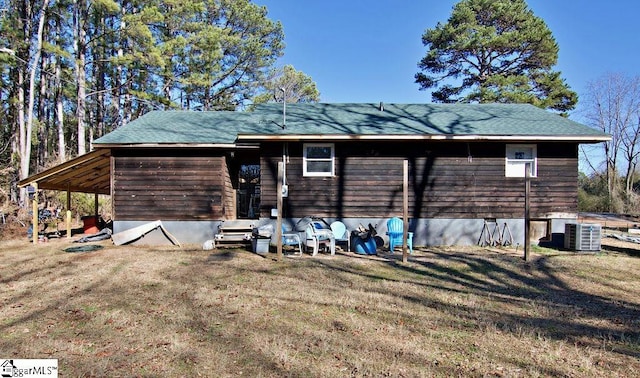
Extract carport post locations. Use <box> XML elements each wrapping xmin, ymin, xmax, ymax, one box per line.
<box><xmin>31</xmin><ymin>182</ymin><xmax>38</xmax><ymax>244</ymax></box>
<box><xmin>66</xmin><ymin>184</ymin><xmax>71</xmax><ymax>238</ymax></box>
<box><xmin>94</xmin><ymin>192</ymin><xmax>99</xmax><ymax>219</ymax></box>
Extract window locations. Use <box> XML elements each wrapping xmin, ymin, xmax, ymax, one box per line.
<box><xmin>505</xmin><ymin>144</ymin><xmax>537</xmax><ymax>177</ymax></box>
<box><xmin>303</xmin><ymin>143</ymin><xmax>334</xmax><ymax>177</ymax></box>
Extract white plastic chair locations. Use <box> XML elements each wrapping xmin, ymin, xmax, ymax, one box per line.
<box><xmin>281</xmin><ymin>225</ymin><xmax>303</xmax><ymax>254</ymax></box>
<box><xmin>305</xmin><ymin>221</ymin><xmax>335</xmax><ymax>256</ymax></box>
<box><xmin>330</xmin><ymin>221</ymin><xmax>350</xmax><ymax>252</ymax></box>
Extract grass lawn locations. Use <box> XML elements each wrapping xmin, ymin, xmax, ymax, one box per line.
<box><xmin>1</xmin><ymin>237</ymin><xmax>639</xmax><ymax>377</ymax></box>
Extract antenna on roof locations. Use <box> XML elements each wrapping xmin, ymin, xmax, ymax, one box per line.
<box><xmin>280</xmin><ymin>87</ymin><xmax>286</xmax><ymax>129</ymax></box>
<box><xmin>379</xmin><ymin>101</ymin><xmax>384</xmax><ymax>111</ymax></box>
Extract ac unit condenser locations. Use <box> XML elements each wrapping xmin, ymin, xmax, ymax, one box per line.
<box><xmin>564</xmin><ymin>223</ymin><xmax>601</xmax><ymax>251</ymax></box>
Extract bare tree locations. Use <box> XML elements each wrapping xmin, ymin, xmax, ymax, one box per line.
<box><xmin>583</xmin><ymin>73</ymin><xmax>640</xmax><ymax>212</ymax></box>
<box><xmin>252</xmin><ymin>65</ymin><xmax>320</xmax><ymax>106</ymax></box>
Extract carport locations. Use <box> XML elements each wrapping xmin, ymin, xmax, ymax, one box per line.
<box><xmin>17</xmin><ymin>148</ymin><xmax>112</xmax><ymax>243</ymax></box>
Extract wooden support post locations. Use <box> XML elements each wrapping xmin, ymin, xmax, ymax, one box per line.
<box><xmin>31</xmin><ymin>182</ymin><xmax>38</xmax><ymax>244</ymax></box>
<box><xmin>66</xmin><ymin>185</ymin><xmax>71</xmax><ymax>238</ymax></box>
<box><xmin>524</xmin><ymin>163</ymin><xmax>531</xmax><ymax>261</ymax></box>
<box><xmin>276</xmin><ymin>161</ymin><xmax>284</xmax><ymax>261</ymax></box>
<box><xmin>110</xmin><ymin>155</ymin><xmax>115</xmax><ymax>220</ymax></box>
<box><xmin>94</xmin><ymin>192</ymin><xmax>99</xmax><ymax>219</ymax></box>
<box><xmin>403</xmin><ymin>159</ymin><xmax>409</xmax><ymax>263</ymax></box>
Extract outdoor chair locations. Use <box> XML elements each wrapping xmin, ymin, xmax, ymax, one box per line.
<box><xmin>386</xmin><ymin>217</ymin><xmax>413</xmax><ymax>253</ymax></box>
<box><xmin>330</xmin><ymin>221</ymin><xmax>350</xmax><ymax>252</ymax></box>
<box><xmin>281</xmin><ymin>224</ymin><xmax>303</xmax><ymax>255</ymax></box>
<box><xmin>305</xmin><ymin>220</ymin><xmax>335</xmax><ymax>256</ymax></box>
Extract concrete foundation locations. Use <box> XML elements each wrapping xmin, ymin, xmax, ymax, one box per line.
<box><xmin>112</xmin><ymin>216</ymin><xmax>577</xmax><ymax>247</ymax></box>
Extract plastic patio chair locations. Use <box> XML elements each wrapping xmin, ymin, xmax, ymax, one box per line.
<box><xmin>386</xmin><ymin>217</ymin><xmax>413</xmax><ymax>253</ymax></box>
<box><xmin>330</xmin><ymin>221</ymin><xmax>350</xmax><ymax>252</ymax></box>
<box><xmin>281</xmin><ymin>224</ymin><xmax>303</xmax><ymax>254</ymax></box>
<box><xmin>305</xmin><ymin>221</ymin><xmax>335</xmax><ymax>256</ymax></box>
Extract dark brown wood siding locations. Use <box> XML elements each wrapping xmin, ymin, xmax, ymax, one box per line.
<box><xmin>260</xmin><ymin>142</ymin><xmax>578</xmax><ymax>219</ymax></box>
<box><xmin>113</xmin><ymin>149</ymin><xmax>232</xmax><ymax>221</ymax></box>
<box><xmin>222</xmin><ymin>155</ymin><xmax>238</xmax><ymax>219</ymax></box>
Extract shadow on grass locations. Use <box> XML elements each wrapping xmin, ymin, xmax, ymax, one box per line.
<box><xmin>206</xmin><ymin>250</ymin><xmax>241</xmax><ymax>262</ymax></box>
<box><xmin>601</xmin><ymin>243</ymin><xmax>640</xmax><ymax>257</ymax></box>
<box><xmin>3</xmin><ymin>244</ymin><xmax>638</xmax><ymax>376</ymax></box>
<box><xmin>310</xmin><ymin>248</ymin><xmax>640</xmax><ymax>361</ymax></box>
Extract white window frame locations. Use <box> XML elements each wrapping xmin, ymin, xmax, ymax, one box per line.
<box><xmin>303</xmin><ymin>143</ymin><xmax>335</xmax><ymax>177</ymax></box>
<box><xmin>505</xmin><ymin>144</ymin><xmax>537</xmax><ymax>177</ymax></box>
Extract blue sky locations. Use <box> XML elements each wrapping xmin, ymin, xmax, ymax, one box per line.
<box><xmin>255</xmin><ymin>0</ymin><xmax>639</xmax><ymax>119</ymax></box>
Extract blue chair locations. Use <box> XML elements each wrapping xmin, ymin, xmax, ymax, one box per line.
<box><xmin>353</xmin><ymin>236</ymin><xmax>377</xmax><ymax>255</ymax></box>
<box><xmin>330</xmin><ymin>221</ymin><xmax>350</xmax><ymax>252</ymax></box>
<box><xmin>386</xmin><ymin>217</ymin><xmax>413</xmax><ymax>253</ymax></box>
<box><xmin>282</xmin><ymin>224</ymin><xmax>302</xmax><ymax>254</ymax></box>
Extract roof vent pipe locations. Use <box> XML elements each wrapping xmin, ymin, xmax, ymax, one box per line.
<box><xmin>379</xmin><ymin>101</ymin><xmax>384</xmax><ymax>111</ymax></box>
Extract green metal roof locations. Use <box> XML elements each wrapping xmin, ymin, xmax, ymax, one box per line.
<box><xmin>93</xmin><ymin>103</ymin><xmax>609</xmax><ymax>145</ymax></box>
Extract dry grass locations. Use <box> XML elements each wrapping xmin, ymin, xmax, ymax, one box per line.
<box><xmin>1</xmin><ymin>237</ymin><xmax>639</xmax><ymax>377</ymax></box>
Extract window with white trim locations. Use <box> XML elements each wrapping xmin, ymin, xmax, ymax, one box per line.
<box><xmin>505</xmin><ymin>144</ymin><xmax>537</xmax><ymax>177</ymax></box>
<box><xmin>303</xmin><ymin>143</ymin><xmax>335</xmax><ymax>177</ymax></box>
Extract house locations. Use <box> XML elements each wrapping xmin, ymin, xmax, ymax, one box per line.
<box><xmin>20</xmin><ymin>103</ymin><xmax>609</xmax><ymax>247</ymax></box>
<box><xmin>1</xmin><ymin>359</ymin><xmax>16</xmax><ymax>375</ymax></box>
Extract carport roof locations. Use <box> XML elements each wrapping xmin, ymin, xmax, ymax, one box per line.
<box><xmin>18</xmin><ymin>148</ymin><xmax>111</xmax><ymax>194</ymax></box>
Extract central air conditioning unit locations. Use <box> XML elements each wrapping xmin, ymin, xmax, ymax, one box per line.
<box><xmin>564</xmin><ymin>223</ymin><xmax>601</xmax><ymax>251</ymax></box>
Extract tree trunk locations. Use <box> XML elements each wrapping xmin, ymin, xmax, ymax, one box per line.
<box><xmin>607</xmin><ymin>160</ymin><xmax>617</xmax><ymax>212</ymax></box>
<box><xmin>16</xmin><ymin>64</ymin><xmax>26</xmax><ymax>206</ymax></box>
<box><xmin>95</xmin><ymin>14</ymin><xmax>106</xmax><ymax>139</ymax></box>
<box><xmin>15</xmin><ymin>0</ymin><xmax>30</xmax><ymax>205</ymax></box>
<box><xmin>37</xmin><ymin>49</ymin><xmax>49</xmax><ymax>167</ymax></box>
<box><xmin>21</xmin><ymin>0</ymin><xmax>50</xmax><ymax>182</ymax></box>
<box><xmin>74</xmin><ymin>0</ymin><xmax>87</xmax><ymax>155</ymax></box>
<box><xmin>55</xmin><ymin>58</ymin><xmax>66</xmax><ymax>162</ymax></box>
<box><xmin>123</xmin><ymin>69</ymin><xmax>132</xmax><ymax>126</ymax></box>
<box><xmin>76</xmin><ymin>41</ymin><xmax>87</xmax><ymax>155</ymax></box>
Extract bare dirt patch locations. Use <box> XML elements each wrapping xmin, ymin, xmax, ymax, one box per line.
<box><xmin>1</xmin><ymin>238</ymin><xmax>639</xmax><ymax>377</ymax></box>
<box><xmin>0</xmin><ymin>221</ymin><xmax>28</xmax><ymax>241</ymax></box>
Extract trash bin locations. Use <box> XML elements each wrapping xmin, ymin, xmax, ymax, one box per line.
<box><xmin>81</xmin><ymin>215</ymin><xmax>99</xmax><ymax>234</ymax></box>
<box><xmin>252</xmin><ymin>236</ymin><xmax>271</xmax><ymax>255</ymax></box>
<box><xmin>252</xmin><ymin>225</ymin><xmax>274</xmax><ymax>255</ymax></box>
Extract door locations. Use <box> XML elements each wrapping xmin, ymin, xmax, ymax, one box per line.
<box><xmin>237</xmin><ymin>164</ymin><xmax>260</xmax><ymax>219</ymax></box>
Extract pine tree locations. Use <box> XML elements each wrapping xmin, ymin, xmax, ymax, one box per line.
<box><xmin>415</xmin><ymin>0</ymin><xmax>577</xmax><ymax>113</ymax></box>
